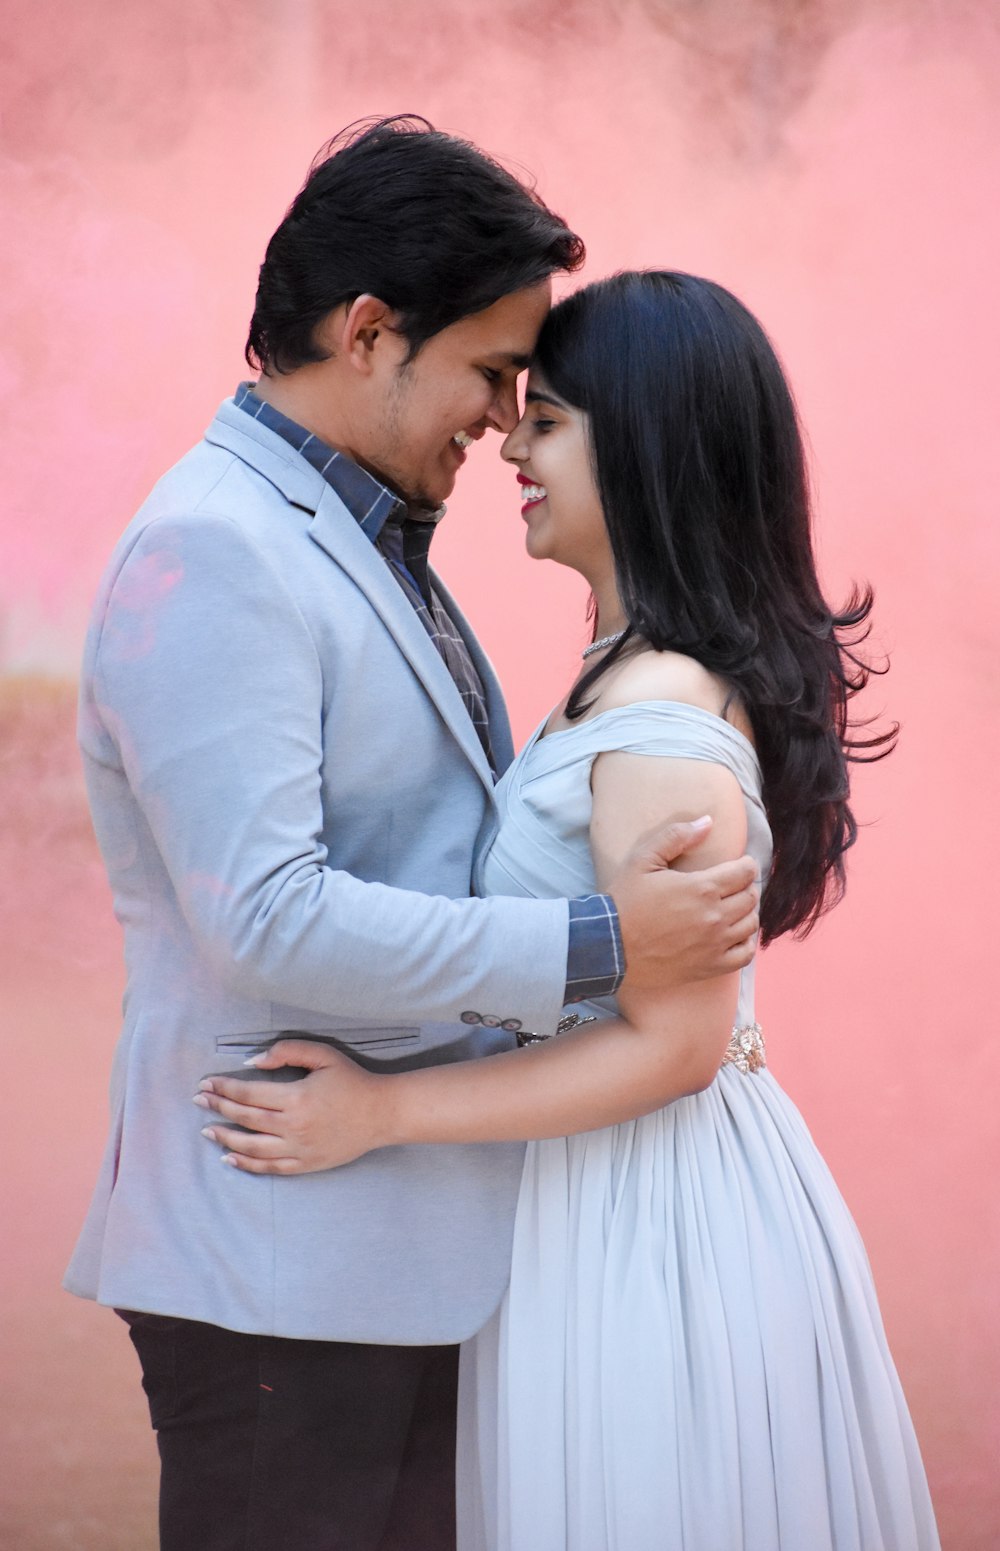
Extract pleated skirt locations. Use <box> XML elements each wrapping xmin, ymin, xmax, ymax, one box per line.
<box><xmin>457</xmin><ymin>1067</ymin><xmax>940</xmax><ymax>1551</ymax></box>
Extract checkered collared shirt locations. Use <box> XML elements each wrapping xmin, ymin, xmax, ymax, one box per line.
<box><xmin>233</xmin><ymin>383</ymin><xmax>624</xmax><ymax>1004</ymax></box>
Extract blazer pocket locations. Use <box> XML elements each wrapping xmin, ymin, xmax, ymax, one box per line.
<box><xmin>214</xmin><ymin>1028</ymin><xmax>422</xmax><ymax>1055</ymax></box>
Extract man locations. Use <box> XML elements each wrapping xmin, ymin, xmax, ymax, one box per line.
<box><xmin>66</xmin><ymin>118</ymin><xmax>758</xmax><ymax>1550</ymax></box>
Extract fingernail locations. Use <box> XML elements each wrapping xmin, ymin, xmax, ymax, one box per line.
<box><xmin>221</xmin><ymin>1153</ymin><xmax>239</xmax><ymax>1167</ymax></box>
<box><xmin>197</xmin><ymin>1079</ymin><xmax>214</xmax><ymax>1092</ymax></box>
<box><xmin>243</xmin><ymin>1056</ymin><xmax>263</xmax><ymax>1067</ymax></box>
<box><xmin>690</xmin><ymin>815</ymin><xmax>712</xmax><ymax>830</ymax></box>
<box><xmin>201</xmin><ymin>1127</ymin><xmax>217</xmax><ymax>1141</ymax></box>
<box><xmin>192</xmin><ymin>1094</ymin><xmax>210</xmax><ymax>1108</ymax></box>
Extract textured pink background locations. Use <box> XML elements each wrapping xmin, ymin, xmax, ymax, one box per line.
<box><xmin>2</xmin><ymin>3</ymin><xmax>998</xmax><ymax>1546</ymax></box>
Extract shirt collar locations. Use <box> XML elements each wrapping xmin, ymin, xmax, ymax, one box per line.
<box><xmin>234</xmin><ymin>381</ymin><xmax>447</xmax><ymax>543</ymax></box>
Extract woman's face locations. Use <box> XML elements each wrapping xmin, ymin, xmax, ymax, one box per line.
<box><xmin>500</xmin><ymin>370</ymin><xmax>613</xmax><ymax>584</ymax></box>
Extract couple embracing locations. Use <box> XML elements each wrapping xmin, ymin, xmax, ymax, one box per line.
<box><xmin>66</xmin><ymin>117</ymin><xmax>939</xmax><ymax>1550</ymax></box>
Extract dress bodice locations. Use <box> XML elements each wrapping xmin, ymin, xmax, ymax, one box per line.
<box><xmin>476</xmin><ymin>700</ymin><xmax>772</xmax><ymax>1030</ymax></box>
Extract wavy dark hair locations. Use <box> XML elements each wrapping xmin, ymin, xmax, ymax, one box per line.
<box><xmin>246</xmin><ymin>115</ymin><xmax>584</xmax><ymax>374</ymax></box>
<box><xmin>536</xmin><ymin>271</ymin><xmax>896</xmax><ymax>943</ymax></box>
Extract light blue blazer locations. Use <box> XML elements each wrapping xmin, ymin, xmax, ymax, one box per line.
<box><xmin>64</xmin><ymin>398</ymin><xmax>570</xmax><ymax>1344</ymax></box>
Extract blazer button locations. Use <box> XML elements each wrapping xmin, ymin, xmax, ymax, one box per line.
<box><xmin>460</xmin><ymin>1011</ymin><xmax>483</xmax><ymax>1025</ymax></box>
<box><xmin>480</xmin><ymin>1014</ymin><xmax>501</xmax><ymax>1028</ymax></box>
<box><xmin>500</xmin><ymin>1018</ymin><xmax>523</xmax><ymax>1032</ymax></box>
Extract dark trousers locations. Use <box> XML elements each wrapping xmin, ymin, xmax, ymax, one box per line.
<box><xmin>118</xmin><ymin>1310</ymin><xmax>459</xmax><ymax>1551</ymax></box>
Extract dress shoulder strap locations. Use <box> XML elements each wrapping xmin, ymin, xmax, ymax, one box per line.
<box><xmin>531</xmin><ymin>700</ymin><xmax>762</xmax><ymax>801</ymax></box>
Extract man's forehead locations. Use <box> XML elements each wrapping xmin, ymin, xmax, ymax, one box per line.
<box><xmin>456</xmin><ymin>280</ymin><xmax>550</xmax><ymax>358</ymax></box>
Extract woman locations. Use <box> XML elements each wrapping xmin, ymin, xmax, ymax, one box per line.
<box><xmin>197</xmin><ymin>272</ymin><xmax>940</xmax><ymax>1549</ymax></box>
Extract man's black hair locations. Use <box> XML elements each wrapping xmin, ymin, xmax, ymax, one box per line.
<box><xmin>246</xmin><ymin>115</ymin><xmax>585</xmax><ymax>373</ymax></box>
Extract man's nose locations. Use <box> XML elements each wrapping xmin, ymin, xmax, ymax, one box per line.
<box><xmin>486</xmin><ymin>378</ymin><xmax>520</xmax><ymax>435</ymax></box>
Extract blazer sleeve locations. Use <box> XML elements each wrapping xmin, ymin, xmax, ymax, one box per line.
<box><xmin>87</xmin><ymin>510</ymin><xmax>569</xmax><ymax>1034</ymax></box>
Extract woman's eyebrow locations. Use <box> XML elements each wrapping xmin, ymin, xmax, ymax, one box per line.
<box><xmin>524</xmin><ymin>390</ymin><xmax>567</xmax><ymax>409</ymax></box>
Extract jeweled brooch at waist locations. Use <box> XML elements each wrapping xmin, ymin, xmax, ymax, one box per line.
<box><xmin>721</xmin><ymin>1022</ymin><xmax>766</xmax><ymax>1074</ymax></box>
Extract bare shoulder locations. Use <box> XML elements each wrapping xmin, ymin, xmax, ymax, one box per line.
<box><xmin>592</xmin><ymin>649</ymin><xmax>754</xmax><ymax>743</ymax></box>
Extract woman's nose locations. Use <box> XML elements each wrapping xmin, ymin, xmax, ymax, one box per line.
<box><xmin>500</xmin><ymin>417</ymin><xmax>529</xmax><ymax>463</ymax></box>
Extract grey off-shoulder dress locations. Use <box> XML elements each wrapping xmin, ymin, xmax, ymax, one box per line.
<box><xmin>457</xmin><ymin>701</ymin><xmax>940</xmax><ymax>1551</ymax></box>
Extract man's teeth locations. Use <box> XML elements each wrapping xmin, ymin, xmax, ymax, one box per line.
<box><xmin>453</xmin><ymin>431</ymin><xmax>474</xmax><ymax>449</ymax></box>
<box><xmin>521</xmin><ymin>484</ymin><xmax>547</xmax><ymax>503</ymax></box>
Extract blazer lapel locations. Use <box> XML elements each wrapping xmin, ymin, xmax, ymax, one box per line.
<box><xmin>308</xmin><ymin>488</ymin><xmax>498</xmax><ymax>796</ymax></box>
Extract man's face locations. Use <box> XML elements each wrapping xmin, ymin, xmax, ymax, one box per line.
<box><xmin>363</xmin><ymin>281</ymin><xmax>552</xmax><ymax>510</ymax></box>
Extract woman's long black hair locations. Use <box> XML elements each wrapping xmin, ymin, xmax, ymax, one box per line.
<box><xmin>535</xmin><ymin>271</ymin><xmax>896</xmax><ymax>944</ymax></box>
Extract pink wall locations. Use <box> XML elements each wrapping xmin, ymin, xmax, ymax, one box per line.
<box><xmin>3</xmin><ymin>3</ymin><xmax>998</xmax><ymax>1546</ymax></box>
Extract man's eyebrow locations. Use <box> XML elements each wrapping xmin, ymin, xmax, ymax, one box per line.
<box><xmin>524</xmin><ymin>389</ymin><xmax>567</xmax><ymax>409</ymax></box>
<box><xmin>486</xmin><ymin>352</ymin><xmax>533</xmax><ymax>368</ymax></box>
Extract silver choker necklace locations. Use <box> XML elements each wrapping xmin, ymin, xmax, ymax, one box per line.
<box><xmin>582</xmin><ymin>629</ymin><xmax>627</xmax><ymax>660</ymax></box>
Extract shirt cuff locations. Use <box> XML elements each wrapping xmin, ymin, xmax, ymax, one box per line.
<box><xmin>564</xmin><ymin>894</ymin><xmax>625</xmax><ymax>1002</ymax></box>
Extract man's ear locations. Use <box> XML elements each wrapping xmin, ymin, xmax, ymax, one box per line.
<box><xmin>335</xmin><ymin>294</ymin><xmax>402</xmax><ymax>376</ymax></box>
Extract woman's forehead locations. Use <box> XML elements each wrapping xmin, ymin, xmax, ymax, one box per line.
<box><xmin>523</xmin><ymin>369</ymin><xmax>570</xmax><ymax>409</ymax></box>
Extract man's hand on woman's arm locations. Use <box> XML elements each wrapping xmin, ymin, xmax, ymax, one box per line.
<box><xmin>607</xmin><ymin>814</ymin><xmax>758</xmax><ymax>993</ymax></box>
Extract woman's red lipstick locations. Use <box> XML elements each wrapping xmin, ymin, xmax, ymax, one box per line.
<box><xmin>517</xmin><ymin>473</ymin><xmax>547</xmax><ymax>512</ymax></box>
